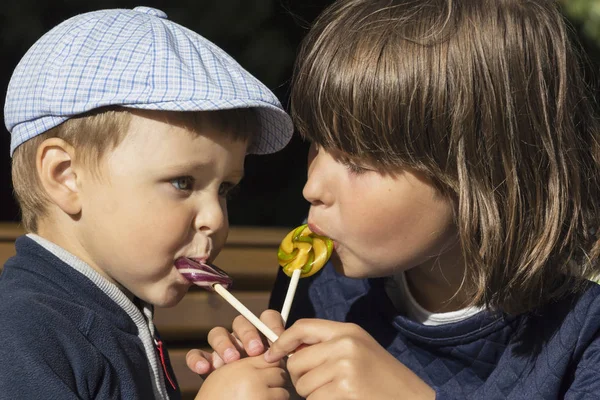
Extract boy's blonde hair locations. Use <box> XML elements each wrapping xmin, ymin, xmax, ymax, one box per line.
<box><xmin>292</xmin><ymin>0</ymin><xmax>600</xmax><ymax>314</ymax></box>
<box><xmin>12</xmin><ymin>108</ymin><xmax>259</xmax><ymax>233</ymax></box>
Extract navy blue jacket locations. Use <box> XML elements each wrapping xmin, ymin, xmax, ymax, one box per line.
<box><xmin>0</xmin><ymin>236</ymin><xmax>180</xmax><ymax>399</ymax></box>
<box><xmin>270</xmin><ymin>263</ymin><xmax>600</xmax><ymax>399</ymax></box>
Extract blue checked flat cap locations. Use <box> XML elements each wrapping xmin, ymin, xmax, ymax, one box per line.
<box><xmin>4</xmin><ymin>6</ymin><xmax>293</xmax><ymax>156</ymax></box>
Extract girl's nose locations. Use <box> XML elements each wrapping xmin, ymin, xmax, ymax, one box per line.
<box><xmin>302</xmin><ymin>145</ymin><xmax>333</xmax><ymax>207</ymax></box>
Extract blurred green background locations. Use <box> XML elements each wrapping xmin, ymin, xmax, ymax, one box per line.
<box><xmin>1</xmin><ymin>0</ymin><xmax>599</xmax><ymax>228</ymax></box>
<box><xmin>562</xmin><ymin>0</ymin><xmax>600</xmax><ymax>44</ymax></box>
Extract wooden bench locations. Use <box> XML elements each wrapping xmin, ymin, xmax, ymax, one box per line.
<box><xmin>0</xmin><ymin>223</ymin><xmax>287</xmax><ymax>400</ymax></box>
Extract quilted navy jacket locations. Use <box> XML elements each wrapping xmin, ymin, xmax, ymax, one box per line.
<box><xmin>270</xmin><ymin>263</ymin><xmax>600</xmax><ymax>399</ymax></box>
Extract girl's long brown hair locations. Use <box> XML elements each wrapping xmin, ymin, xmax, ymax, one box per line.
<box><xmin>291</xmin><ymin>0</ymin><xmax>600</xmax><ymax>314</ymax></box>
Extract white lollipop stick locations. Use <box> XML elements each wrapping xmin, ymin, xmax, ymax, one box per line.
<box><xmin>212</xmin><ymin>283</ymin><xmax>279</xmax><ymax>343</ymax></box>
<box><xmin>280</xmin><ymin>269</ymin><xmax>301</xmax><ymax>325</ymax></box>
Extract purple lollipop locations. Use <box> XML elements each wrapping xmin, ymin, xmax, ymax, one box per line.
<box><xmin>175</xmin><ymin>257</ymin><xmax>279</xmax><ymax>342</ymax></box>
<box><xmin>175</xmin><ymin>258</ymin><xmax>233</xmax><ymax>291</ymax></box>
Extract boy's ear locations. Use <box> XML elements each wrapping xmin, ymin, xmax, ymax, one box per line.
<box><xmin>36</xmin><ymin>138</ymin><xmax>82</xmax><ymax>216</ymax></box>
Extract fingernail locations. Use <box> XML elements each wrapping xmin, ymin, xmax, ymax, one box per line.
<box><xmin>223</xmin><ymin>347</ymin><xmax>239</xmax><ymax>362</ymax></box>
<box><xmin>194</xmin><ymin>360</ymin><xmax>209</xmax><ymax>373</ymax></box>
<box><xmin>248</xmin><ymin>339</ymin><xmax>263</xmax><ymax>353</ymax></box>
<box><xmin>263</xmin><ymin>349</ymin><xmax>272</xmax><ymax>362</ymax></box>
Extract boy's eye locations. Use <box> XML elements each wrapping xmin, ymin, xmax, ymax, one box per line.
<box><xmin>171</xmin><ymin>177</ymin><xmax>194</xmax><ymax>191</ymax></box>
<box><xmin>219</xmin><ymin>182</ymin><xmax>240</xmax><ymax>198</ymax></box>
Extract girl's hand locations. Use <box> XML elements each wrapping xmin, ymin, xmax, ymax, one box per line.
<box><xmin>264</xmin><ymin>319</ymin><xmax>436</xmax><ymax>400</ymax></box>
<box><xmin>186</xmin><ymin>310</ymin><xmax>286</xmax><ymax>375</ymax></box>
<box><xmin>195</xmin><ymin>355</ymin><xmax>290</xmax><ymax>400</ymax></box>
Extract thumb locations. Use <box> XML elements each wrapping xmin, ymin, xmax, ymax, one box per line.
<box><xmin>264</xmin><ymin>319</ymin><xmax>340</xmax><ymax>362</ymax></box>
<box><xmin>260</xmin><ymin>309</ymin><xmax>286</xmax><ymax>340</ymax></box>
<box><xmin>186</xmin><ymin>349</ymin><xmax>224</xmax><ymax>376</ymax></box>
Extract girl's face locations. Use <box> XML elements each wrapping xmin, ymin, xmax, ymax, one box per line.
<box><xmin>304</xmin><ymin>144</ymin><xmax>457</xmax><ymax>278</ymax></box>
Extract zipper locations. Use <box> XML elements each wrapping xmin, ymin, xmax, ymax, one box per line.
<box><xmin>154</xmin><ymin>338</ymin><xmax>177</xmax><ymax>391</ymax></box>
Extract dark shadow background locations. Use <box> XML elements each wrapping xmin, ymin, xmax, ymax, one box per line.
<box><xmin>1</xmin><ymin>1</ymin><xmax>598</xmax><ymax>227</ymax></box>
<box><xmin>0</xmin><ymin>0</ymin><xmax>336</xmax><ymax>227</ymax></box>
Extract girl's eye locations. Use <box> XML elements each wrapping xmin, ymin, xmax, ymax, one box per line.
<box><xmin>342</xmin><ymin>160</ymin><xmax>368</xmax><ymax>175</ymax></box>
<box><xmin>219</xmin><ymin>182</ymin><xmax>240</xmax><ymax>198</ymax></box>
<box><xmin>171</xmin><ymin>177</ymin><xmax>194</xmax><ymax>191</ymax></box>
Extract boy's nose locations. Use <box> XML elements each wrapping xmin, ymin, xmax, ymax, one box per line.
<box><xmin>194</xmin><ymin>198</ymin><xmax>227</xmax><ymax>234</ymax></box>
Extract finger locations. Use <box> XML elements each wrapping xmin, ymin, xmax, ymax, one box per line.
<box><xmin>265</xmin><ymin>319</ymin><xmax>344</xmax><ymax>362</ymax></box>
<box><xmin>284</xmin><ymin>342</ymin><xmax>329</xmax><ymax>387</ymax></box>
<box><xmin>207</xmin><ymin>326</ymin><xmax>240</xmax><ymax>363</ymax></box>
<box><xmin>259</xmin><ymin>309</ymin><xmax>286</xmax><ymax>340</ymax></box>
<box><xmin>292</xmin><ymin>363</ymin><xmax>334</xmax><ymax>399</ymax></box>
<box><xmin>246</xmin><ymin>353</ymin><xmax>286</xmax><ymax>369</ymax></box>
<box><xmin>232</xmin><ymin>315</ymin><xmax>266</xmax><ymax>356</ymax></box>
<box><xmin>267</xmin><ymin>387</ymin><xmax>291</xmax><ymax>400</ymax></box>
<box><xmin>263</xmin><ymin>366</ymin><xmax>288</xmax><ymax>388</ymax></box>
<box><xmin>302</xmin><ymin>381</ymin><xmax>341</xmax><ymax>400</ymax></box>
<box><xmin>185</xmin><ymin>349</ymin><xmax>220</xmax><ymax>375</ymax></box>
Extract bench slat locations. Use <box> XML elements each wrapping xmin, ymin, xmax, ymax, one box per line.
<box><xmin>155</xmin><ymin>290</ymin><xmax>270</xmax><ymax>340</ymax></box>
<box><xmin>0</xmin><ymin>243</ymin><xmax>15</xmax><ymax>268</ymax></box>
<box><xmin>0</xmin><ymin>224</ymin><xmax>290</xmax><ymax>244</ymax></box>
<box><xmin>168</xmin><ymin>348</ymin><xmax>205</xmax><ymax>398</ymax></box>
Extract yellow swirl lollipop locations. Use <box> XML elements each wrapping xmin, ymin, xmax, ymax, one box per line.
<box><xmin>278</xmin><ymin>224</ymin><xmax>333</xmax><ymax>322</ymax></box>
<box><xmin>278</xmin><ymin>224</ymin><xmax>333</xmax><ymax>278</ymax></box>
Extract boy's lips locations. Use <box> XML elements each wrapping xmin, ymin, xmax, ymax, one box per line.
<box><xmin>175</xmin><ymin>257</ymin><xmax>232</xmax><ymax>291</ymax></box>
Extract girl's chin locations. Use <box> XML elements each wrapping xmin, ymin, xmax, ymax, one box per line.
<box><xmin>330</xmin><ymin>254</ymin><xmax>345</xmax><ymax>274</ymax></box>
<box><xmin>332</xmin><ymin>253</ymin><xmax>402</xmax><ymax>279</ymax></box>
<box><xmin>330</xmin><ymin>254</ymin><xmax>370</xmax><ymax>278</ymax></box>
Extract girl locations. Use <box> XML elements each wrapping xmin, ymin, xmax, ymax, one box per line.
<box><xmin>188</xmin><ymin>0</ymin><xmax>600</xmax><ymax>398</ymax></box>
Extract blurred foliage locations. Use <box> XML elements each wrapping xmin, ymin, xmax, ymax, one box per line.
<box><xmin>561</xmin><ymin>0</ymin><xmax>600</xmax><ymax>45</ymax></box>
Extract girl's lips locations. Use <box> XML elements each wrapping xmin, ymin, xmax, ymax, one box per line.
<box><xmin>308</xmin><ymin>221</ymin><xmax>338</xmax><ymax>250</ymax></box>
<box><xmin>307</xmin><ymin>222</ymin><xmax>328</xmax><ymax>238</ymax></box>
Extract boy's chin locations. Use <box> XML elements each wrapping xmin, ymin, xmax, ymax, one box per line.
<box><xmin>142</xmin><ymin>287</ymin><xmax>189</xmax><ymax>308</ymax></box>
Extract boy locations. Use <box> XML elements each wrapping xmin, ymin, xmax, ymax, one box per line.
<box><xmin>0</xmin><ymin>6</ymin><xmax>292</xmax><ymax>400</ymax></box>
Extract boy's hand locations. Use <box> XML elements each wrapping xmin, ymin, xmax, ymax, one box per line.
<box><xmin>186</xmin><ymin>310</ymin><xmax>286</xmax><ymax>375</ymax></box>
<box><xmin>195</xmin><ymin>355</ymin><xmax>290</xmax><ymax>400</ymax></box>
<box><xmin>264</xmin><ymin>319</ymin><xmax>436</xmax><ymax>400</ymax></box>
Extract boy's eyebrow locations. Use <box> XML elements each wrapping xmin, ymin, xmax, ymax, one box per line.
<box><xmin>159</xmin><ymin>160</ymin><xmax>211</xmax><ymax>172</ymax></box>
<box><xmin>160</xmin><ymin>162</ymin><xmax>245</xmax><ymax>180</ymax></box>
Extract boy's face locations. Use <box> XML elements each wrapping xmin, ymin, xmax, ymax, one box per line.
<box><xmin>74</xmin><ymin>111</ymin><xmax>247</xmax><ymax>307</ymax></box>
<box><xmin>303</xmin><ymin>144</ymin><xmax>457</xmax><ymax>279</ymax></box>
